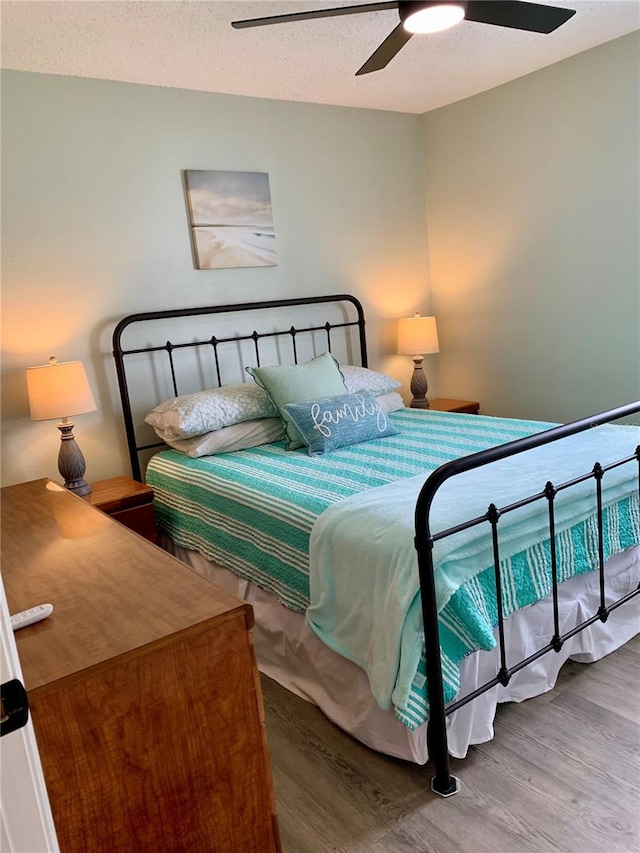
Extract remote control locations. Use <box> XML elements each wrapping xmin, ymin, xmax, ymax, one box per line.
<box><xmin>10</xmin><ymin>603</ymin><xmax>54</xmax><ymax>631</ymax></box>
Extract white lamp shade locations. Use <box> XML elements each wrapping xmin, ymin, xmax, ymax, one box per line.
<box><xmin>26</xmin><ymin>358</ymin><xmax>97</xmax><ymax>421</ymax></box>
<box><xmin>397</xmin><ymin>315</ymin><xmax>440</xmax><ymax>356</ymax></box>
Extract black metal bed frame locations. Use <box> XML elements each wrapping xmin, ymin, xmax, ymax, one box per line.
<box><xmin>112</xmin><ymin>294</ymin><xmax>640</xmax><ymax>798</ymax></box>
<box><xmin>112</xmin><ymin>294</ymin><xmax>367</xmax><ymax>482</ymax></box>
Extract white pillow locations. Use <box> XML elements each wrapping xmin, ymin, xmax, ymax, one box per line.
<box><xmin>144</xmin><ymin>368</ymin><xmax>401</xmax><ymax>442</ymax></box>
<box><xmin>160</xmin><ymin>418</ymin><xmax>284</xmax><ymax>458</ymax></box>
<box><xmin>340</xmin><ymin>365</ymin><xmax>401</xmax><ymax>396</ymax></box>
<box><xmin>375</xmin><ymin>391</ymin><xmax>405</xmax><ymax>413</ymax></box>
<box><xmin>145</xmin><ymin>383</ymin><xmax>276</xmax><ymax>439</ymax></box>
<box><xmin>155</xmin><ymin>396</ymin><xmax>399</xmax><ymax>458</ymax></box>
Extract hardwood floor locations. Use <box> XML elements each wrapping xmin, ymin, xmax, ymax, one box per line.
<box><xmin>261</xmin><ymin>633</ymin><xmax>640</xmax><ymax>853</ymax></box>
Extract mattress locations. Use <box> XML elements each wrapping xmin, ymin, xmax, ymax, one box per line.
<box><xmin>147</xmin><ymin>409</ymin><xmax>639</xmax><ymax>730</ymax></box>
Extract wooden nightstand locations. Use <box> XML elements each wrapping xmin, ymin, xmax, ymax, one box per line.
<box><xmin>84</xmin><ymin>475</ymin><xmax>157</xmax><ymax>543</ymax></box>
<box><xmin>428</xmin><ymin>398</ymin><xmax>480</xmax><ymax>414</ymax></box>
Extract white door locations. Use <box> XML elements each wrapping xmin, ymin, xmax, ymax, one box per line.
<box><xmin>0</xmin><ymin>578</ymin><xmax>59</xmax><ymax>852</ymax></box>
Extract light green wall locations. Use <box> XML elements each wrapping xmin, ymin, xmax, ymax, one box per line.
<box><xmin>422</xmin><ymin>32</ymin><xmax>640</xmax><ymax>423</ymax></box>
<box><xmin>3</xmin><ymin>33</ymin><xmax>639</xmax><ymax>488</ymax></box>
<box><xmin>1</xmin><ymin>71</ymin><xmax>429</xmax><ymax>486</ymax></box>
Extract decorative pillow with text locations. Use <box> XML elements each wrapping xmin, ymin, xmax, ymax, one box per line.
<box><xmin>283</xmin><ymin>390</ymin><xmax>399</xmax><ymax>456</ymax></box>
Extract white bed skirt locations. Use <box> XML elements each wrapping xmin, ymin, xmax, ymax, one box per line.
<box><xmin>163</xmin><ymin>537</ymin><xmax>639</xmax><ymax>764</ymax></box>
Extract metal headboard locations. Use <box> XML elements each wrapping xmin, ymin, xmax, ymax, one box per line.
<box><xmin>112</xmin><ymin>294</ymin><xmax>367</xmax><ymax>481</ymax></box>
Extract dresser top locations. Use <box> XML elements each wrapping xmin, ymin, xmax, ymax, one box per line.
<box><xmin>2</xmin><ymin>479</ymin><xmax>251</xmax><ymax>693</ymax></box>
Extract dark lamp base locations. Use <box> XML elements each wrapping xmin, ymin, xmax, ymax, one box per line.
<box><xmin>57</xmin><ymin>421</ymin><xmax>92</xmax><ymax>497</ymax></box>
<box><xmin>408</xmin><ymin>356</ymin><xmax>431</xmax><ymax>409</ymax></box>
<box><xmin>64</xmin><ymin>478</ymin><xmax>92</xmax><ymax>497</ymax></box>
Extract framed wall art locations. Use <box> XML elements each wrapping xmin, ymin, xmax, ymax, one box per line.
<box><xmin>184</xmin><ymin>170</ymin><xmax>277</xmax><ymax>269</ymax></box>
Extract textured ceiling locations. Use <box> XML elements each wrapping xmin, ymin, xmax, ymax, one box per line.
<box><xmin>1</xmin><ymin>1</ymin><xmax>639</xmax><ymax>114</ymax></box>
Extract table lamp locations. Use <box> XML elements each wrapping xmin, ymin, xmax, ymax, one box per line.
<box><xmin>26</xmin><ymin>357</ymin><xmax>97</xmax><ymax>496</ymax></box>
<box><xmin>397</xmin><ymin>314</ymin><xmax>439</xmax><ymax>408</ymax></box>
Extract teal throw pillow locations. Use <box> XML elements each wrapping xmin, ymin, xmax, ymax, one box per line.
<box><xmin>283</xmin><ymin>390</ymin><xmax>400</xmax><ymax>456</ymax></box>
<box><xmin>246</xmin><ymin>352</ymin><xmax>347</xmax><ymax>450</ymax></box>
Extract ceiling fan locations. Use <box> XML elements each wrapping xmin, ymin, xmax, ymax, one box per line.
<box><xmin>231</xmin><ymin>1</ymin><xmax>576</xmax><ymax>76</ymax></box>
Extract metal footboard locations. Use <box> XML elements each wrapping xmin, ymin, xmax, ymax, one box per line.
<box><xmin>414</xmin><ymin>402</ymin><xmax>640</xmax><ymax>797</ymax></box>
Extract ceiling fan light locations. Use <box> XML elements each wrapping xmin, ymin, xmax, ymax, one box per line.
<box><xmin>402</xmin><ymin>2</ymin><xmax>466</xmax><ymax>34</ymax></box>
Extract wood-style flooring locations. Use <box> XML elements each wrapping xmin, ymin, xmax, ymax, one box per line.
<box><xmin>261</xmin><ymin>633</ymin><xmax>640</xmax><ymax>853</ymax></box>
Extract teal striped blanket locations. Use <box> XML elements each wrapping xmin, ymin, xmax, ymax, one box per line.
<box><xmin>146</xmin><ymin>410</ymin><xmax>639</xmax><ymax>730</ymax></box>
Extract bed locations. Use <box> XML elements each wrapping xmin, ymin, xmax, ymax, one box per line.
<box><xmin>112</xmin><ymin>294</ymin><xmax>640</xmax><ymax>797</ymax></box>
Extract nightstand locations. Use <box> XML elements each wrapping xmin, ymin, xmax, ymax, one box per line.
<box><xmin>428</xmin><ymin>398</ymin><xmax>480</xmax><ymax>414</ymax></box>
<box><xmin>84</xmin><ymin>475</ymin><xmax>157</xmax><ymax>543</ymax></box>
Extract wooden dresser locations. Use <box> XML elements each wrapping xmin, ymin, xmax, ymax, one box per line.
<box><xmin>1</xmin><ymin>479</ymin><xmax>281</xmax><ymax>853</ymax></box>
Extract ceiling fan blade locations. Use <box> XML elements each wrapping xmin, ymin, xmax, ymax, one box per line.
<box><xmin>356</xmin><ymin>23</ymin><xmax>413</xmax><ymax>75</ymax></box>
<box><xmin>464</xmin><ymin>1</ymin><xmax>576</xmax><ymax>34</ymax></box>
<box><xmin>231</xmin><ymin>2</ymin><xmax>398</xmax><ymax>29</ymax></box>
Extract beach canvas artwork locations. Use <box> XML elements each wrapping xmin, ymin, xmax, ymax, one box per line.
<box><xmin>185</xmin><ymin>170</ymin><xmax>277</xmax><ymax>269</ymax></box>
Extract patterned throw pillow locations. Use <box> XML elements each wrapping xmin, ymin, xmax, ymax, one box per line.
<box><xmin>145</xmin><ymin>383</ymin><xmax>277</xmax><ymax>439</ymax></box>
<box><xmin>283</xmin><ymin>391</ymin><xmax>400</xmax><ymax>456</ymax></box>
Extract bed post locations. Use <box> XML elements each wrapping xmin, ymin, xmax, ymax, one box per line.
<box><xmin>415</xmin><ymin>482</ymin><xmax>461</xmax><ymax>798</ymax></box>
<box><xmin>112</xmin><ymin>319</ymin><xmax>142</xmax><ymax>482</ymax></box>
